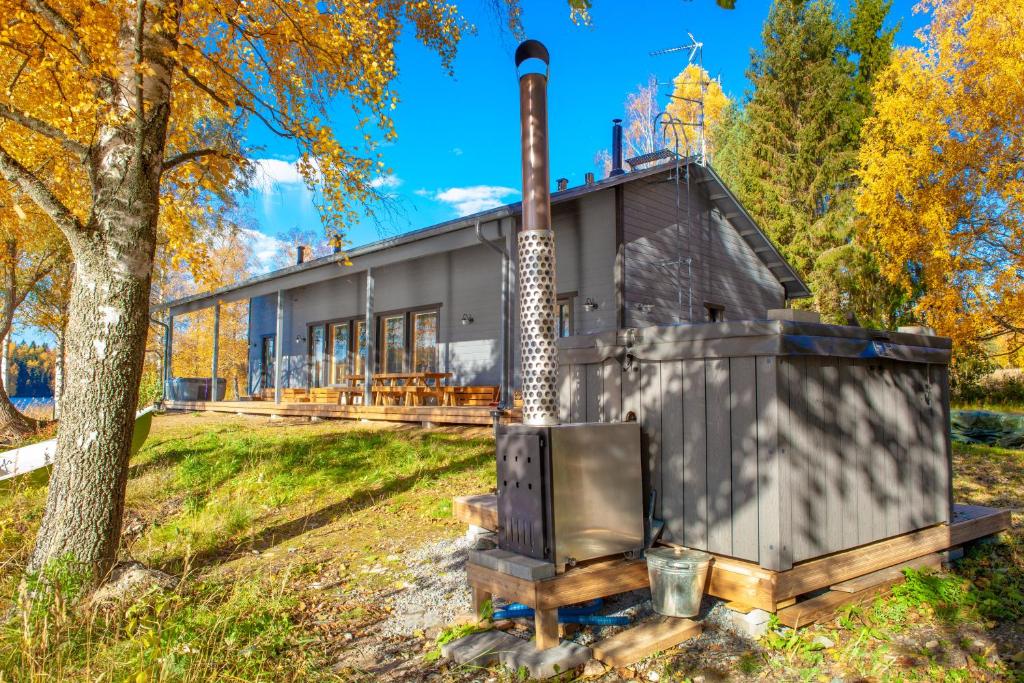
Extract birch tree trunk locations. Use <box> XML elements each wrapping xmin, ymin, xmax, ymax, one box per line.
<box><xmin>53</xmin><ymin>324</ymin><xmax>65</xmax><ymax>421</ymax></box>
<box><xmin>26</xmin><ymin>0</ymin><xmax>179</xmax><ymax>580</ymax></box>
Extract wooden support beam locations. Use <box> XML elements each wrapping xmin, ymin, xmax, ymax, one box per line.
<box><xmin>364</xmin><ymin>268</ymin><xmax>374</xmax><ymax>405</ymax></box>
<box><xmin>210</xmin><ymin>303</ymin><xmax>220</xmax><ymax>402</ymax></box>
<box><xmin>274</xmin><ymin>290</ymin><xmax>284</xmax><ymax>405</ymax></box>
<box><xmin>472</xmin><ymin>587</ymin><xmax>492</xmax><ymax>617</ymax></box>
<box><xmin>773</xmin><ymin>506</ymin><xmax>1010</xmax><ymax>600</ymax></box>
<box><xmin>776</xmin><ymin>578</ymin><xmax>903</xmax><ymax>628</ymax></box>
<box><xmin>533</xmin><ymin>608</ymin><xmax>560</xmax><ymax>651</ymax></box>
<box><xmin>829</xmin><ymin>553</ymin><xmax>941</xmax><ymax>593</ymax></box>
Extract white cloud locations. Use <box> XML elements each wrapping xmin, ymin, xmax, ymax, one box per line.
<box><xmin>369</xmin><ymin>173</ymin><xmax>402</xmax><ymax>190</ymax></box>
<box><xmin>252</xmin><ymin>158</ymin><xmax>304</xmax><ymax>193</ymax></box>
<box><xmin>429</xmin><ymin>185</ymin><xmax>519</xmax><ymax>216</ymax></box>
<box><xmin>452</xmin><ymin>147</ymin><xmax>464</xmax><ymax>156</ymax></box>
<box><xmin>413</xmin><ymin>188</ymin><xmax>431</xmax><ymax>197</ymax></box>
<box><xmin>237</xmin><ymin>227</ymin><xmax>290</xmax><ymax>273</ymax></box>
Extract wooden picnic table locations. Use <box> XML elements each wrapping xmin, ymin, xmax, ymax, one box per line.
<box><xmin>336</xmin><ymin>372</ymin><xmax>452</xmax><ymax>406</ymax></box>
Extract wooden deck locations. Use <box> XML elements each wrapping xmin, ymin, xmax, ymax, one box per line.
<box><xmin>456</xmin><ymin>493</ymin><xmax>1012</xmax><ymax>646</ymax></box>
<box><xmin>164</xmin><ymin>399</ymin><xmax>519</xmax><ymax>426</ymax></box>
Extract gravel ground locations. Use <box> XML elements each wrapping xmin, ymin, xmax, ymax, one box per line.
<box><xmin>376</xmin><ymin>533</ymin><xmax>474</xmax><ymax>639</ymax></box>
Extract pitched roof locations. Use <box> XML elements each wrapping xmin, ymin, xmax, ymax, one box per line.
<box><xmin>156</xmin><ymin>158</ymin><xmax>809</xmax><ymax>312</ymax></box>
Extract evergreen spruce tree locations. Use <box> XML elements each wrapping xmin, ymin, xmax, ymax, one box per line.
<box><xmin>714</xmin><ymin>0</ymin><xmax>906</xmax><ymax>325</ymax></box>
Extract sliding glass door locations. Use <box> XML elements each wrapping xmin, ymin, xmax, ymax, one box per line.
<box><xmin>309</xmin><ymin>324</ymin><xmax>326</xmax><ymax>388</ymax></box>
<box><xmin>330</xmin><ymin>323</ymin><xmax>350</xmax><ymax>384</ymax></box>
<box><xmin>380</xmin><ymin>314</ymin><xmax>406</xmax><ymax>374</ymax></box>
<box><xmin>412</xmin><ymin>311</ymin><xmax>439</xmax><ymax>372</ymax></box>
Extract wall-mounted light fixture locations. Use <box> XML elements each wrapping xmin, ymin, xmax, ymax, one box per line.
<box><xmin>461</xmin><ymin>313</ymin><xmax>474</xmax><ymax>326</ymax></box>
<box><xmin>295</xmin><ymin>334</ymin><xmax>306</xmax><ymax>345</ymax></box>
<box><xmin>635</xmin><ymin>302</ymin><xmax>654</xmax><ymax>314</ymax></box>
<box><xmin>583</xmin><ymin>297</ymin><xmax>598</xmax><ymax>312</ymax></box>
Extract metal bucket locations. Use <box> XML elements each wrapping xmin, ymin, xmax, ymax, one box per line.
<box><xmin>646</xmin><ymin>547</ymin><xmax>711</xmax><ymax>618</ymax></box>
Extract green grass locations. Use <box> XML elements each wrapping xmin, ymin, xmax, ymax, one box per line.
<box><xmin>0</xmin><ymin>412</ymin><xmax>494</xmax><ymax>681</ymax></box>
<box><xmin>2</xmin><ymin>413</ymin><xmax>1023</xmax><ymax>682</ymax></box>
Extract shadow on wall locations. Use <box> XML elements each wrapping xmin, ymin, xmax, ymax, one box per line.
<box><xmin>561</xmin><ymin>349</ymin><xmax>950</xmax><ymax>568</ymax></box>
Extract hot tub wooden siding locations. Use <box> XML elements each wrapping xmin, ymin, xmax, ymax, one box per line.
<box><xmin>556</xmin><ymin>321</ymin><xmax>953</xmax><ymax>571</ymax></box>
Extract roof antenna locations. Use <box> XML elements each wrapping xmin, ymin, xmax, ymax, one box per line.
<box><xmin>650</xmin><ymin>32</ymin><xmax>709</xmax><ymax>167</ymax></box>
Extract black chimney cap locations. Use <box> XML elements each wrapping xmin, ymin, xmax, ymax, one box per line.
<box><xmin>514</xmin><ymin>39</ymin><xmax>550</xmax><ymax>69</ymax></box>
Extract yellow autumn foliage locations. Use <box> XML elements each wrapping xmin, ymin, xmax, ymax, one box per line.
<box><xmin>665</xmin><ymin>64</ymin><xmax>730</xmax><ymax>159</ymax></box>
<box><xmin>858</xmin><ymin>0</ymin><xmax>1024</xmax><ymax>358</ymax></box>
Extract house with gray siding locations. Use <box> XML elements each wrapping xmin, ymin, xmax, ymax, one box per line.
<box><xmin>157</xmin><ymin>159</ymin><xmax>809</xmax><ymax>403</ymax></box>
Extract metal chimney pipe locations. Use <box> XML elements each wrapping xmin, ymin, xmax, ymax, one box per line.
<box><xmin>610</xmin><ymin>118</ymin><xmax>625</xmax><ymax>177</ymax></box>
<box><xmin>515</xmin><ymin>39</ymin><xmax>559</xmax><ymax>426</ymax></box>
<box><xmin>296</xmin><ymin>245</ymin><xmax>306</xmax><ymax>265</ymax></box>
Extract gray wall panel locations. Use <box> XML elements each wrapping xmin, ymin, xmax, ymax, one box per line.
<box><xmin>705</xmin><ymin>358</ymin><xmax>733</xmax><ymax>555</ymax></box>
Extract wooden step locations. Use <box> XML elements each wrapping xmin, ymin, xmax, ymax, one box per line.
<box><xmin>592</xmin><ymin>617</ymin><xmax>702</xmax><ymax>667</ymax></box>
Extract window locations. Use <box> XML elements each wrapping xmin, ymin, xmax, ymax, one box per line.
<box><xmin>260</xmin><ymin>335</ymin><xmax>276</xmax><ymax>390</ymax></box>
<box><xmin>330</xmin><ymin>323</ymin><xmax>350</xmax><ymax>384</ymax></box>
<box><xmin>557</xmin><ymin>295</ymin><xmax>574</xmax><ymax>338</ymax></box>
<box><xmin>380</xmin><ymin>314</ymin><xmax>406</xmax><ymax>374</ymax></box>
<box><xmin>412</xmin><ymin>311</ymin><xmax>439</xmax><ymax>372</ymax></box>
<box><xmin>309</xmin><ymin>325</ymin><xmax>326</xmax><ymax>388</ymax></box>
<box><xmin>353</xmin><ymin>320</ymin><xmax>367</xmax><ymax>377</ymax></box>
<box><xmin>705</xmin><ymin>303</ymin><xmax>725</xmax><ymax>323</ymax></box>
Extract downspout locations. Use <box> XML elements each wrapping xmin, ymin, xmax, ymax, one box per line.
<box><xmin>475</xmin><ymin>218</ymin><xmax>511</xmax><ymax>409</ymax></box>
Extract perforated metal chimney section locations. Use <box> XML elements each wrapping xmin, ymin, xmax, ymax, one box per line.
<box><xmin>515</xmin><ymin>40</ymin><xmax>559</xmax><ymax>426</ymax></box>
<box><xmin>518</xmin><ymin>230</ymin><xmax>559</xmax><ymax>424</ymax></box>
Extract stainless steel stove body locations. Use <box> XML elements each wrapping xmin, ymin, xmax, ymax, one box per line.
<box><xmin>496</xmin><ymin>421</ymin><xmax>645</xmax><ymax>568</ymax></box>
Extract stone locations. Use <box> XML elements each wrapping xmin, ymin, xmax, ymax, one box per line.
<box><xmin>647</xmin><ymin>671</ymin><xmax>661</xmax><ymax>681</ymax></box>
<box><xmin>499</xmin><ymin>639</ymin><xmax>592</xmax><ymax>680</ymax></box>
<box><xmin>90</xmin><ymin>561</ymin><xmax>178</xmax><ymax>607</ymax></box>
<box><xmin>472</xmin><ymin>532</ymin><xmax>498</xmax><ymax>552</ymax></box>
<box><xmin>469</xmin><ymin>548</ymin><xmax>556</xmax><ymax>581</ymax></box>
<box><xmin>441</xmin><ymin>630</ymin><xmax>522</xmax><ymax>668</ymax></box>
<box><xmin>719</xmin><ymin>607</ymin><xmax>773</xmax><ymax>639</ymax></box>
<box><xmin>581</xmin><ymin>659</ymin><xmax>606</xmax><ymax>678</ymax></box>
<box><xmin>813</xmin><ymin>635</ymin><xmax>835</xmax><ymax>649</ymax></box>
<box><xmin>924</xmin><ymin>640</ymin><xmax>939</xmax><ymax>650</ymax></box>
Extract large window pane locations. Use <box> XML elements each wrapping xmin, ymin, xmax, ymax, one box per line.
<box><xmin>309</xmin><ymin>325</ymin><xmax>326</xmax><ymax>388</ymax></box>
<box><xmin>353</xmin><ymin>320</ymin><xmax>367</xmax><ymax>376</ymax></box>
<box><xmin>261</xmin><ymin>335</ymin><xmax>276</xmax><ymax>390</ymax></box>
<box><xmin>330</xmin><ymin>323</ymin><xmax>350</xmax><ymax>384</ymax></box>
<box><xmin>412</xmin><ymin>311</ymin><xmax>439</xmax><ymax>373</ymax></box>
<box><xmin>381</xmin><ymin>315</ymin><xmax>406</xmax><ymax>373</ymax></box>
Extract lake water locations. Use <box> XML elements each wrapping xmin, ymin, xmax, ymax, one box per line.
<box><xmin>11</xmin><ymin>397</ymin><xmax>54</xmax><ymax>415</ymax></box>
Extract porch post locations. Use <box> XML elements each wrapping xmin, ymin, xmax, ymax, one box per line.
<box><xmin>274</xmin><ymin>289</ymin><xmax>284</xmax><ymax>404</ymax></box>
<box><xmin>164</xmin><ymin>311</ymin><xmax>173</xmax><ymax>391</ymax></box>
<box><xmin>364</xmin><ymin>268</ymin><xmax>374</xmax><ymax>405</ymax></box>
<box><xmin>210</xmin><ymin>302</ymin><xmax>220</xmax><ymax>402</ymax></box>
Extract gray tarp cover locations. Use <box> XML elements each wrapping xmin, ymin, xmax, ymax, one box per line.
<box><xmin>951</xmin><ymin>410</ymin><xmax>1024</xmax><ymax>449</ymax></box>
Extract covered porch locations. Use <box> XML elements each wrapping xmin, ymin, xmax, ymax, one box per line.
<box><xmin>154</xmin><ymin>212</ymin><xmax>522</xmax><ymax>427</ymax></box>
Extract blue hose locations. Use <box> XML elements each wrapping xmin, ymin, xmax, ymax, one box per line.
<box><xmin>491</xmin><ymin>599</ymin><xmax>630</xmax><ymax>626</ymax></box>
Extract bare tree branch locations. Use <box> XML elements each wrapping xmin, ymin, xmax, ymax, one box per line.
<box><xmin>0</xmin><ymin>102</ymin><xmax>88</xmax><ymax>158</ymax></box>
<box><xmin>0</xmin><ymin>142</ymin><xmax>84</xmax><ymax>238</ymax></box>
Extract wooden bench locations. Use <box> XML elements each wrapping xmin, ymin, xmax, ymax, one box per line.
<box><xmin>309</xmin><ymin>388</ymin><xmax>343</xmax><ymax>404</ymax></box>
<box><xmin>280</xmin><ymin>388</ymin><xmax>309</xmax><ymax>403</ymax></box>
<box><xmin>336</xmin><ymin>386</ymin><xmax>365</xmax><ymax>405</ymax></box>
<box><xmin>444</xmin><ymin>386</ymin><xmax>499</xmax><ymax>407</ymax></box>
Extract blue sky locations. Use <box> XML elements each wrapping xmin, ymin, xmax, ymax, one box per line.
<box><xmin>240</xmin><ymin>0</ymin><xmax>931</xmax><ymax>264</ymax></box>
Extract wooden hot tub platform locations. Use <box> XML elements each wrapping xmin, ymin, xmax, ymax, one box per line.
<box><xmin>455</xmin><ymin>494</ymin><xmax>1010</xmax><ymax>646</ymax></box>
